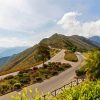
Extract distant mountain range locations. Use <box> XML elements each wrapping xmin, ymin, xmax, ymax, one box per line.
<box><xmin>0</xmin><ymin>33</ymin><xmax>99</xmax><ymax>72</ymax></box>
<box><xmin>0</xmin><ymin>56</ymin><xmax>12</xmax><ymax>67</ymax></box>
<box><xmin>89</xmin><ymin>36</ymin><xmax>100</xmax><ymax>44</ymax></box>
<box><xmin>0</xmin><ymin>47</ymin><xmax>29</xmax><ymax>58</ymax></box>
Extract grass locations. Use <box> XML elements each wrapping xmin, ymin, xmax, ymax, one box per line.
<box><xmin>64</xmin><ymin>51</ymin><xmax>78</xmax><ymax>62</ymax></box>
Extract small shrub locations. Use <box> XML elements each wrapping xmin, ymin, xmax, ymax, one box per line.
<box><xmin>35</xmin><ymin>77</ymin><xmax>43</xmax><ymax>82</ymax></box>
<box><xmin>76</xmin><ymin>68</ymin><xmax>86</xmax><ymax>77</ymax></box>
<box><xmin>8</xmin><ymin>79</ymin><xmax>18</xmax><ymax>85</ymax></box>
<box><xmin>52</xmin><ymin>71</ymin><xmax>59</xmax><ymax>76</ymax></box>
<box><xmin>32</xmin><ymin>67</ymin><xmax>38</xmax><ymax>71</ymax></box>
<box><xmin>14</xmin><ymin>83</ymin><xmax>21</xmax><ymax>90</ymax></box>
<box><xmin>43</xmin><ymin>64</ymin><xmax>48</xmax><ymax>68</ymax></box>
<box><xmin>58</xmin><ymin>67</ymin><xmax>65</xmax><ymax>71</ymax></box>
<box><xmin>61</xmin><ymin>63</ymin><xmax>72</xmax><ymax>68</ymax></box>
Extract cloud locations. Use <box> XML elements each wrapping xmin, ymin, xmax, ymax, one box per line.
<box><xmin>57</xmin><ymin>12</ymin><xmax>100</xmax><ymax>37</ymax></box>
<box><xmin>0</xmin><ymin>37</ymin><xmax>33</xmax><ymax>48</ymax></box>
<box><xmin>0</xmin><ymin>0</ymin><xmax>64</xmax><ymax>32</ymax></box>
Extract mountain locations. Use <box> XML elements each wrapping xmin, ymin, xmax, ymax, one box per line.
<box><xmin>0</xmin><ymin>47</ymin><xmax>29</xmax><ymax>58</ymax></box>
<box><xmin>40</xmin><ymin>34</ymin><xmax>99</xmax><ymax>51</ymax></box>
<box><xmin>0</xmin><ymin>56</ymin><xmax>12</xmax><ymax>67</ymax></box>
<box><xmin>0</xmin><ymin>33</ymin><xmax>99</xmax><ymax>72</ymax></box>
<box><xmin>89</xmin><ymin>36</ymin><xmax>100</xmax><ymax>43</ymax></box>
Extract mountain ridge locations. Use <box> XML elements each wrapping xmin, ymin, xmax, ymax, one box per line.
<box><xmin>0</xmin><ymin>33</ymin><xmax>99</xmax><ymax>72</ymax></box>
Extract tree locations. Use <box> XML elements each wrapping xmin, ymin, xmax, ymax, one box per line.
<box><xmin>34</xmin><ymin>45</ymin><xmax>51</xmax><ymax>66</ymax></box>
<box><xmin>68</xmin><ymin>46</ymin><xmax>77</xmax><ymax>52</ymax></box>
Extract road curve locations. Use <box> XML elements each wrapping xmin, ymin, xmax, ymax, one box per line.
<box><xmin>0</xmin><ymin>50</ymin><xmax>84</xmax><ymax>100</ymax></box>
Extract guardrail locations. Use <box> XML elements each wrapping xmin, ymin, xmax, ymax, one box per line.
<box><xmin>42</xmin><ymin>78</ymin><xmax>84</xmax><ymax>100</ymax></box>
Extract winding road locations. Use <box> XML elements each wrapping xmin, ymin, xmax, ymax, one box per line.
<box><xmin>0</xmin><ymin>50</ymin><xmax>84</xmax><ymax>100</ymax></box>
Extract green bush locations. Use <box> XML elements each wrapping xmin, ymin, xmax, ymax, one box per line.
<box><xmin>14</xmin><ymin>83</ymin><xmax>21</xmax><ymax>90</ymax></box>
<box><xmin>0</xmin><ymin>84</ymin><xmax>11</xmax><ymax>95</ymax></box>
<box><xmin>76</xmin><ymin>50</ymin><xmax>100</xmax><ymax>80</ymax></box>
<box><xmin>35</xmin><ymin>77</ymin><xmax>43</xmax><ymax>82</ymax></box>
<box><xmin>51</xmin><ymin>71</ymin><xmax>59</xmax><ymax>76</ymax></box>
<box><xmin>12</xmin><ymin>80</ymin><xmax>100</xmax><ymax>100</ymax></box>
<box><xmin>56</xmin><ymin>80</ymin><xmax>100</xmax><ymax>100</ymax></box>
<box><xmin>76</xmin><ymin>68</ymin><xmax>86</xmax><ymax>77</ymax></box>
<box><xmin>8</xmin><ymin>79</ymin><xmax>18</xmax><ymax>85</ymax></box>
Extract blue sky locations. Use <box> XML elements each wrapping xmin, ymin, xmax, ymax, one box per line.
<box><xmin>0</xmin><ymin>0</ymin><xmax>100</xmax><ymax>47</ymax></box>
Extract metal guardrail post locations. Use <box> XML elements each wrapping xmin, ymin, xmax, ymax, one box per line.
<box><xmin>54</xmin><ymin>90</ymin><xmax>57</xmax><ymax>96</ymax></box>
<box><xmin>76</xmin><ymin>78</ymin><xmax>79</xmax><ymax>85</ymax></box>
<box><xmin>43</xmin><ymin>95</ymin><xmax>46</xmax><ymax>100</ymax></box>
<box><xmin>70</xmin><ymin>81</ymin><xmax>73</xmax><ymax>87</ymax></box>
<box><xmin>42</xmin><ymin>78</ymin><xmax>83</xmax><ymax>99</ymax></box>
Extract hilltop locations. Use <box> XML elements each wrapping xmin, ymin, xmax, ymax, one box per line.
<box><xmin>40</xmin><ymin>33</ymin><xmax>99</xmax><ymax>51</ymax></box>
<box><xmin>0</xmin><ymin>33</ymin><xmax>99</xmax><ymax>72</ymax></box>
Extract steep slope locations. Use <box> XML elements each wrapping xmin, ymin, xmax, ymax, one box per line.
<box><xmin>0</xmin><ymin>45</ymin><xmax>38</xmax><ymax>72</ymax></box>
<box><xmin>0</xmin><ymin>33</ymin><xmax>99</xmax><ymax>72</ymax></box>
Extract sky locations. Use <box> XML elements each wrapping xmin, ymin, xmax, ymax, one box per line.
<box><xmin>0</xmin><ymin>0</ymin><xmax>100</xmax><ymax>48</ymax></box>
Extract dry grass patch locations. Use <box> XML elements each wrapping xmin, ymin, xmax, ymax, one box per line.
<box><xmin>64</xmin><ymin>51</ymin><xmax>78</xmax><ymax>62</ymax></box>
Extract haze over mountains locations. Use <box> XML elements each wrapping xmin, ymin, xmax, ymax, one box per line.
<box><xmin>0</xmin><ymin>47</ymin><xmax>29</xmax><ymax>58</ymax></box>
<box><xmin>0</xmin><ymin>47</ymin><xmax>29</xmax><ymax>68</ymax></box>
<box><xmin>89</xmin><ymin>36</ymin><xmax>100</xmax><ymax>44</ymax></box>
<box><xmin>0</xmin><ymin>33</ymin><xmax>99</xmax><ymax>72</ymax></box>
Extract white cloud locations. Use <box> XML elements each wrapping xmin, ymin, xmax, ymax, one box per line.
<box><xmin>0</xmin><ymin>37</ymin><xmax>33</xmax><ymax>48</ymax></box>
<box><xmin>0</xmin><ymin>0</ymin><xmax>64</xmax><ymax>32</ymax></box>
<box><xmin>57</xmin><ymin>12</ymin><xmax>100</xmax><ymax>37</ymax></box>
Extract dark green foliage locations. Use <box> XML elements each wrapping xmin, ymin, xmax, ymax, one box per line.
<box><xmin>68</xmin><ymin>46</ymin><xmax>77</xmax><ymax>52</ymax></box>
<box><xmin>35</xmin><ymin>77</ymin><xmax>43</xmax><ymax>82</ymax></box>
<box><xmin>14</xmin><ymin>83</ymin><xmax>21</xmax><ymax>90</ymax></box>
<box><xmin>34</xmin><ymin>44</ymin><xmax>51</xmax><ymax>65</ymax></box>
<box><xmin>76</xmin><ymin>68</ymin><xmax>86</xmax><ymax>76</ymax></box>
<box><xmin>18</xmin><ymin>73</ymin><xmax>31</xmax><ymax>84</ymax></box>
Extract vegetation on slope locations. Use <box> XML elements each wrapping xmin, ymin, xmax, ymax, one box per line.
<box><xmin>0</xmin><ymin>45</ymin><xmax>59</xmax><ymax>73</ymax></box>
<box><xmin>0</xmin><ymin>62</ymin><xmax>71</xmax><ymax>96</ymax></box>
<box><xmin>76</xmin><ymin>50</ymin><xmax>100</xmax><ymax>80</ymax></box>
<box><xmin>0</xmin><ymin>33</ymin><xmax>99</xmax><ymax>72</ymax></box>
<box><xmin>55</xmin><ymin>80</ymin><xmax>100</xmax><ymax>100</ymax></box>
<box><xmin>40</xmin><ymin>33</ymin><xmax>99</xmax><ymax>51</ymax></box>
<box><xmin>11</xmin><ymin>50</ymin><xmax>100</xmax><ymax>100</ymax></box>
<box><xmin>12</xmin><ymin>80</ymin><xmax>100</xmax><ymax>100</ymax></box>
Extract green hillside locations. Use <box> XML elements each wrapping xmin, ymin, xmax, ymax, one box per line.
<box><xmin>0</xmin><ymin>33</ymin><xmax>99</xmax><ymax>72</ymax></box>
<box><xmin>40</xmin><ymin>33</ymin><xmax>99</xmax><ymax>51</ymax></box>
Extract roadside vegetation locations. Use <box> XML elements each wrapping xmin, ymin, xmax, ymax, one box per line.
<box><xmin>64</xmin><ymin>51</ymin><xmax>78</xmax><ymax>62</ymax></box>
<box><xmin>12</xmin><ymin>50</ymin><xmax>100</xmax><ymax>100</ymax></box>
<box><xmin>0</xmin><ymin>62</ymin><xmax>71</xmax><ymax>96</ymax></box>
<box><xmin>76</xmin><ymin>50</ymin><xmax>100</xmax><ymax>80</ymax></box>
<box><xmin>12</xmin><ymin>80</ymin><xmax>100</xmax><ymax>100</ymax></box>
